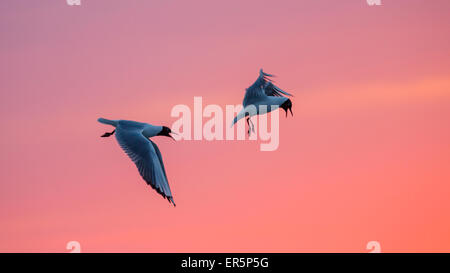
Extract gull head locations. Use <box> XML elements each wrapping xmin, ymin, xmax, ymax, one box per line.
<box><xmin>280</xmin><ymin>99</ymin><xmax>293</xmax><ymax>117</ymax></box>
<box><xmin>157</xmin><ymin>126</ymin><xmax>177</xmax><ymax>141</ymax></box>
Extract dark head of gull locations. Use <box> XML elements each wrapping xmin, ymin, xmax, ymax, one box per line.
<box><xmin>157</xmin><ymin>126</ymin><xmax>176</xmax><ymax>140</ymax></box>
<box><xmin>280</xmin><ymin>99</ymin><xmax>293</xmax><ymax>117</ymax></box>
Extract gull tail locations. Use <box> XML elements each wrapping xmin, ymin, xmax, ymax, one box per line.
<box><xmin>231</xmin><ymin>116</ymin><xmax>239</xmax><ymax>127</ymax></box>
<box><xmin>231</xmin><ymin>109</ymin><xmax>248</xmax><ymax>127</ymax></box>
<box><xmin>97</xmin><ymin>118</ymin><xmax>118</xmax><ymax>127</ymax></box>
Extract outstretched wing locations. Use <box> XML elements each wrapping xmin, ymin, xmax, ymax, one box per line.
<box><xmin>263</xmin><ymin>81</ymin><xmax>293</xmax><ymax>97</ymax></box>
<box><xmin>115</xmin><ymin>128</ymin><xmax>175</xmax><ymax>206</ymax></box>
<box><xmin>243</xmin><ymin>69</ymin><xmax>292</xmax><ymax>105</ymax></box>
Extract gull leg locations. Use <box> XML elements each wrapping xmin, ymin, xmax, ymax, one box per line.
<box><xmin>249</xmin><ymin>118</ymin><xmax>255</xmax><ymax>133</ymax></box>
<box><xmin>246</xmin><ymin>117</ymin><xmax>255</xmax><ymax>136</ymax></box>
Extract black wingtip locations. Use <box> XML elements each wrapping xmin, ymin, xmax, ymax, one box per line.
<box><xmin>168</xmin><ymin>197</ymin><xmax>176</xmax><ymax>207</ymax></box>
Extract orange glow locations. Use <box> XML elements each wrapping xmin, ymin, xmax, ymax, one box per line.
<box><xmin>1</xmin><ymin>0</ymin><xmax>450</xmax><ymax>252</ymax></box>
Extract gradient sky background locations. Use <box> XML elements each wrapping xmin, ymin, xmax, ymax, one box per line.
<box><xmin>1</xmin><ymin>0</ymin><xmax>450</xmax><ymax>252</ymax></box>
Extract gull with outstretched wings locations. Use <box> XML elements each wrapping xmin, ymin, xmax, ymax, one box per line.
<box><xmin>231</xmin><ymin>69</ymin><xmax>293</xmax><ymax>135</ymax></box>
<box><xmin>98</xmin><ymin>118</ymin><xmax>177</xmax><ymax>206</ymax></box>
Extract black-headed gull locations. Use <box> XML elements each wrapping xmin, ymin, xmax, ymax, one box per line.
<box><xmin>98</xmin><ymin>118</ymin><xmax>177</xmax><ymax>206</ymax></box>
<box><xmin>232</xmin><ymin>69</ymin><xmax>293</xmax><ymax>135</ymax></box>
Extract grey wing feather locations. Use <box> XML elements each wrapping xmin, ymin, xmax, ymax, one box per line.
<box><xmin>115</xmin><ymin>128</ymin><xmax>175</xmax><ymax>206</ymax></box>
<box><xmin>243</xmin><ymin>74</ymin><xmax>267</xmax><ymax>106</ymax></box>
<box><xmin>264</xmin><ymin>81</ymin><xmax>293</xmax><ymax>97</ymax></box>
<box><xmin>149</xmin><ymin>141</ymin><xmax>168</xmax><ymax>188</ymax></box>
<box><xmin>243</xmin><ymin>70</ymin><xmax>292</xmax><ymax>105</ymax></box>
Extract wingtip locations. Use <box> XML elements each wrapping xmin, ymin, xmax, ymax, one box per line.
<box><xmin>260</xmin><ymin>68</ymin><xmax>275</xmax><ymax>78</ymax></box>
<box><xmin>168</xmin><ymin>197</ymin><xmax>176</xmax><ymax>207</ymax></box>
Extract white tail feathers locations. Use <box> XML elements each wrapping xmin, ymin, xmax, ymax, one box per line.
<box><xmin>98</xmin><ymin>118</ymin><xmax>117</xmax><ymax>127</ymax></box>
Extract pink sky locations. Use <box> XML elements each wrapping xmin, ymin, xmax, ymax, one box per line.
<box><xmin>1</xmin><ymin>0</ymin><xmax>450</xmax><ymax>252</ymax></box>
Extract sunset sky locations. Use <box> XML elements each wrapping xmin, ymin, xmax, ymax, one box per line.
<box><xmin>1</xmin><ymin>0</ymin><xmax>450</xmax><ymax>252</ymax></box>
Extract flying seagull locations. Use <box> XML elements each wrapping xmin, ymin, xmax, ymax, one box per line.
<box><xmin>98</xmin><ymin>118</ymin><xmax>177</xmax><ymax>206</ymax></box>
<box><xmin>231</xmin><ymin>69</ymin><xmax>293</xmax><ymax>135</ymax></box>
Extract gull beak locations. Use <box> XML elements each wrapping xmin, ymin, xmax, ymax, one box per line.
<box><xmin>169</xmin><ymin>131</ymin><xmax>178</xmax><ymax>141</ymax></box>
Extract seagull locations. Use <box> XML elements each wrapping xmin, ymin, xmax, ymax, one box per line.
<box><xmin>98</xmin><ymin>118</ymin><xmax>177</xmax><ymax>206</ymax></box>
<box><xmin>231</xmin><ymin>69</ymin><xmax>293</xmax><ymax>135</ymax></box>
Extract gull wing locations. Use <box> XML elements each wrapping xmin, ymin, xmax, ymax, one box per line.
<box><xmin>115</xmin><ymin>128</ymin><xmax>175</xmax><ymax>206</ymax></box>
<box><xmin>242</xmin><ymin>72</ymin><xmax>267</xmax><ymax>106</ymax></box>
<box><xmin>243</xmin><ymin>69</ymin><xmax>292</xmax><ymax>105</ymax></box>
<box><xmin>263</xmin><ymin>81</ymin><xmax>293</xmax><ymax>97</ymax></box>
